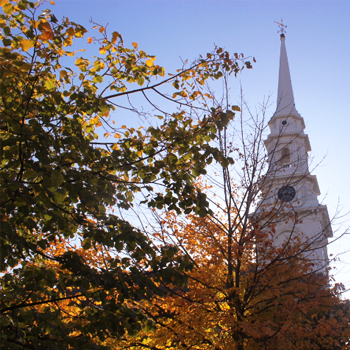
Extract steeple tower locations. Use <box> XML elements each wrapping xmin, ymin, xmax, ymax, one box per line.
<box><xmin>262</xmin><ymin>29</ymin><xmax>332</xmax><ymax>272</ymax></box>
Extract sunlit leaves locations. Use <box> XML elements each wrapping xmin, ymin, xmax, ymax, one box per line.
<box><xmin>44</xmin><ymin>78</ymin><xmax>55</xmax><ymax>89</ymax></box>
<box><xmin>2</xmin><ymin>2</ymin><xmax>13</xmax><ymax>14</ymax></box>
<box><xmin>111</xmin><ymin>208</ymin><xmax>350</xmax><ymax>350</ymax></box>
<box><xmin>18</xmin><ymin>38</ymin><xmax>33</xmax><ymax>51</ymax></box>
<box><xmin>145</xmin><ymin>59</ymin><xmax>153</xmax><ymax>67</ymax></box>
<box><xmin>0</xmin><ymin>0</ymin><xmax>256</xmax><ymax>347</ymax></box>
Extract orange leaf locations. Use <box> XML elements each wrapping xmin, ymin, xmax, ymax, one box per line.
<box><xmin>41</xmin><ymin>21</ymin><xmax>52</xmax><ymax>33</ymax></box>
<box><xmin>111</xmin><ymin>31</ymin><xmax>121</xmax><ymax>44</ymax></box>
<box><xmin>40</xmin><ymin>21</ymin><xmax>53</xmax><ymax>40</ymax></box>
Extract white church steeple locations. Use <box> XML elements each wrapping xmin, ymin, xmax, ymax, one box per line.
<box><xmin>261</xmin><ymin>28</ymin><xmax>332</xmax><ymax>272</ymax></box>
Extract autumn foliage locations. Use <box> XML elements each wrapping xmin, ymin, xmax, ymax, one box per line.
<box><xmin>110</xmin><ymin>208</ymin><xmax>350</xmax><ymax>350</ymax></box>
<box><xmin>1</xmin><ymin>0</ymin><xmax>349</xmax><ymax>349</ymax></box>
<box><xmin>104</xmin><ymin>99</ymin><xmax>350</xmax><ymax>349</ymax></box>
<box><xmin>0</xmin><ymin>0</ymin><xmax>253</xmax><ymax>348</ymax></box>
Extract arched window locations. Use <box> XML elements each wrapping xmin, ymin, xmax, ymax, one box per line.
<box><xmin>280</xmin><ymin>147</ymin><xmax>290</xmax><ymax>164</ymax></box>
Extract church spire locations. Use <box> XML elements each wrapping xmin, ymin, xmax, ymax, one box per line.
<box><xmin>261</xmin><ymin>24</ymin><xmax>332</xmax><ymax>273</ymax></box>
<box><xmin>274</xmin><ymin>32</ymin><xmax>300</xmax><ymax>118</ymax></box>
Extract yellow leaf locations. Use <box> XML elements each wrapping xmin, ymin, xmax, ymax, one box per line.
<box><xmin>145</xmin><ymin>59</ymin><xmax>153</xmax><ymax>67</ymax></box>
<box><xmin>18</xmin><ymin>62</ymin><xmax>32</xmax><ymax>71</ymax></box>
<box><xmin>75</xmin><ymin>58</ymin><xmax>83</xmax><ymax>65</ymax></box>
<box><xmin>3</xmin><ymin>2</ymin><xmax>13</xmax><ymax>14</ymax></box>
<box><xmin>99</xmin><ymin>47</ymin><xmax>106</xmax><ymax>55</ymax></box>
<box><xmin>87</xmin><ymin>37</ymin><xmax>92</xmax><ymax>44</ymax></box>
<box><xmin>50</xmin><ymin>0</ymin><xmax>55</xmax><ymax>4</ymax></box>
<box><xmin>99</xmin><ymin>26</ymin><xmax>104</xmax><ymax>33</ymax></box>
<box><xmin>132</xmin><ymin>42</ymin><xmax>138</xmax><ymax>49</ymax></box>
<box><xmin>231</xmin><ymin>105</ymin><xmax>241</xmax><ymax>112</ymax></box>
<box><xmin>19</xmin><ymin>39</ymin><xmax>34</xmax><ymax>52</ymax></box>
<box><xmin>104</xmin><ymin>132</ymin><xmax>110</xmax><ymax>138</ymax></box>
<box><xmin>114</xmin><ymin>133</ymin><xmax>122</xmax><ymax>139</ymax></box>
<box><xmin>90</xmin><ymin>116</ymin><xmax>99</xmax><ymax>125</ymax></box>
<box><xmin>74</xmin><ymin>29</ymin><xmax>85</xmax><ymax>38</ymax></box>
<box><xmin>45</xmin><ymin>78</ymin><xmax>55</xmax><ymax>90</ymax></box>
<box><xmin>60</xmin><ymin>70</ymin><xmax>67</xmax><ymax>81</ymax></box>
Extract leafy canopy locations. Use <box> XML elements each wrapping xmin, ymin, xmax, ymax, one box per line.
<box><xmin>0</xmin><ymin>0</ymin><xmax>252</xmax><ymax>348</ymax></box>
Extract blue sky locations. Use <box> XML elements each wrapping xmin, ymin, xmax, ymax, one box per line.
<box><xmin>51</xmin><ymin>0</ymin><xmax>350</xmax><ymax>293</ymax></box>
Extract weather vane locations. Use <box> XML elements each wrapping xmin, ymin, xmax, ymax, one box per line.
<box><xmin>274</xmin><ymin>19</ymin><xmax>287</xmax><ymax>35</ymax></box>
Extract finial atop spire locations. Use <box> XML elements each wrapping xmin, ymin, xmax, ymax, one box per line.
<box><xmin>274</xmin><ymin>19</ymin><xmax>287</xmax><ymax>37</ymax></box>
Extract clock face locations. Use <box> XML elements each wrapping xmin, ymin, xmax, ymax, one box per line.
<box><xmin>278</xmin><ymin>186</ymin><xmax>296</xmax><ymax>202</ymax></box>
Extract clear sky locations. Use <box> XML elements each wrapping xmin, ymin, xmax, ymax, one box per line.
<box><xmin>51</xmin><ymin>0</ymin><xmax>350</xmax><ymax>294</ymax></box>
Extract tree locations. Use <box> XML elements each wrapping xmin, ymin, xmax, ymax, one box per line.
<box><xmin>0</xmin><ymin>0</ymin><xmax>252</xmax><ymax>348</ymax></box>
<box><xmin>108</xmin><ymin>213</ymin><xmax>349</xmax><ymax>350</ymax></box>
<box><xmin>109</xmin><ymin>96</ymin><xmax>350</xmax><ymax>350</ymax></box>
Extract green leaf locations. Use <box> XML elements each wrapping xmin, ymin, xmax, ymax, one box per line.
<box><xmin>2</xmin><ymin>38</ymin><xmax>12</xmax><ymax>46</ymax></box>
<box><xmin>23</xmin><ymin>169</ymin><xmax>37</xmax><ymax>180</ymax></box>
<box><xmin>93</xmin><ymin>75</ymin><xmax>103</xmax><ymax>83</ymax></box>
<box><xmin>54</xmin><ymin>188</ymin><xmax>67</xmax><ymax>204</ymax></box>
<box><xmin>50</xmin><ymin>171</ymin><xmax>64</xmax><ymax>188</ymax></box>
<box><xmin>44</xmin><ymin>78</ymin><xmax>55</xmax><ymax>90</ymax></box>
